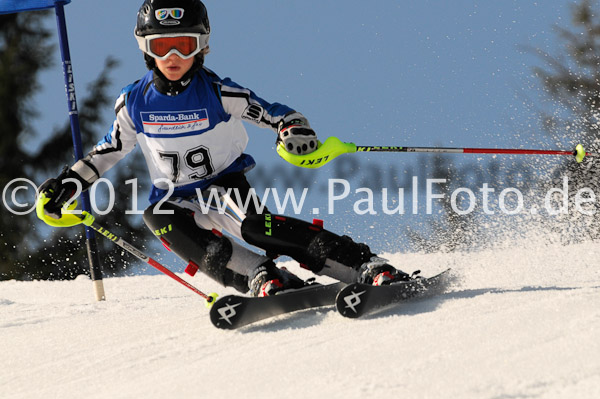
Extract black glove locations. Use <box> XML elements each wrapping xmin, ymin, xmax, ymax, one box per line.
<box><xmin>38</xmin><ymin>166</ymin><xmax>89</xmax><ymax>219</ymax></box>
<box><xmin>277</xmin><ymin>112</ymin><xmax>318</xmax><ymax>155</ymax></box>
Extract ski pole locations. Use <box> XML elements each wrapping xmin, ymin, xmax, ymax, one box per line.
<box><xmin>277</xmin><ymin>136</ymin><xmax>599</xmax><ymax>169</ymax></box>
<box><xmin>354</xmin><ymin>145</ymin><xmax>592</xmax><ymax>157</ymax></box>
<box><xmin>85</xmin><ymin>215</ymin><xmax>218</xmax><ymax>306</ymax></box>
<box><xmin>35</xmin><ymin>194</ymin><xmax>218</xmax><ymax>307</ymax></box>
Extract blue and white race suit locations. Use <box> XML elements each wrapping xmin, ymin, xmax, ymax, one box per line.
<box><xmin>71</xmin><ymin>66</ymin><xmax>308</xmax><ymax>280</ymax></box>
<box><xmin>74</xmin><ymin>66</ymin><xmax>296</xmax><ymax>204</ymax></box>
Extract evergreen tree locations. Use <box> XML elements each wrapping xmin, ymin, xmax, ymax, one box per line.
<box><xmin>0</xmin><ymin>11</ymin><xmax>152</xmax><ymax>280</ymax></box>
<box><xmin>532</xmin><ymin>0</ymin><xmax>600</xmax><ymax>241</ymax></box>
<box><xmin>0</xmin><ymin>10</ymin><xmax>53</xmax><ymax>279</ymax></box>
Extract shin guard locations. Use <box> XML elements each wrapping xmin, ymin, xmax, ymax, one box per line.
<box><xmin>143</xmin><ymin>202</ymin><xmax>247</xmax><ymax>291</ymax></box>
<box><xmin>241</xmin><ymin>213</ymin><xmax>374</xmax><ymax>282</ymax></box>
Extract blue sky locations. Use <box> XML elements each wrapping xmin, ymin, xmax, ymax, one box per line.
<box><xmin>34</xmin><ymin>1</ymin><xmax>572</xmax><ymax>146</ymax></box>
<box><xmin>30</xmin><ymin>0</ymin><xmax>577</xmax><ymax>252</ymax></box>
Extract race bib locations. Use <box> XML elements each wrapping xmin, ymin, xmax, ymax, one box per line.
<box><xmin>141</xmin><ymin>109</ymin><xmax>209</xmax><ymax>135</ymax></box>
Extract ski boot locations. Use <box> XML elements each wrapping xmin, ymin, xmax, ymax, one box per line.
<box><xmin>249</xmin><ymin>261</ymin><xmax>306</xmax><ymax>297</ymax></box>
<box><xmin>358</xmin><ymin>256</ymin><xmax>418</xmax><ymax>286</ymax></box>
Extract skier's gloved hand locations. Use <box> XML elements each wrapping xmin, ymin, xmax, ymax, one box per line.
<box><xmin>277</xmin><ymin>112</ymin><xmax>318</xmax><ymax>155</ymax></box>
<box><xmin>37</xmin><ymin>164</ymin><xmax>92</xmax><ymax>219</ymax></box>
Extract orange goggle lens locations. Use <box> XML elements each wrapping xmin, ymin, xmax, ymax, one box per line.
<box><xmin>149</xmin><ymin>36</ymin><xmax>198</xmax><ymax>57</ymax></box>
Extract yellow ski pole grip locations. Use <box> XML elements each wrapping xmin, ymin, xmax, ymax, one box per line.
<box><xmin>277</xmin><ymin>136</ymin><xmax>357</xmax><ymax>169</ymax></box>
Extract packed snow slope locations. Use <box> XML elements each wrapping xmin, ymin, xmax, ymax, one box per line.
<box><xmin>1</xmin><ymin>241</ymin><xmax>600</xmax><ymax>399</ymax></box>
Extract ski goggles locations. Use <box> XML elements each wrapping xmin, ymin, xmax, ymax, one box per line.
<box><xmin>136</xmin><ymin>33</ymin><xmax>209</xmax><ymax>60</ymax></box>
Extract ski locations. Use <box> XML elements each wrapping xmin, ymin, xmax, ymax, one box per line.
<box><xmin>335</xmin><ymin>269</ymin><xmax>452</xmax><ymax>318</ymax></box>
<box><xmin>210</xmin><ymin>282</ymin><xmax>345</xmax><ymax>330</ymax></box>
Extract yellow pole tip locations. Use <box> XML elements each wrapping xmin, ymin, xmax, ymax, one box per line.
<box><xmin>205</xmin><ymin>293</ymin><xmax>219</xmax><ymax>308</ymax></box>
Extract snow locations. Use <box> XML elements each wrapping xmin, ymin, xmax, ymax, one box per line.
<box><xmin>1</xmin><ymin>241</ymin><xmax>600</xmax><ymax>399</ymax></box>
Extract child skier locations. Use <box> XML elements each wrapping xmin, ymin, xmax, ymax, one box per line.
<box><xmin>38</xmin><ymin>0</ymin><xmax>414</xmax><ymax>296</ymax></box>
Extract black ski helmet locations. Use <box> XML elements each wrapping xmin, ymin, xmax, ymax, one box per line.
<box><xmin>135</xmin><ymin>0</ymin><xmax>210</xmax><ymax>69</ymax></box>
<box><xmin>135</xmin><ymin>0</ymin><xmax>210</xmax><ymax>37</ymax></box>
